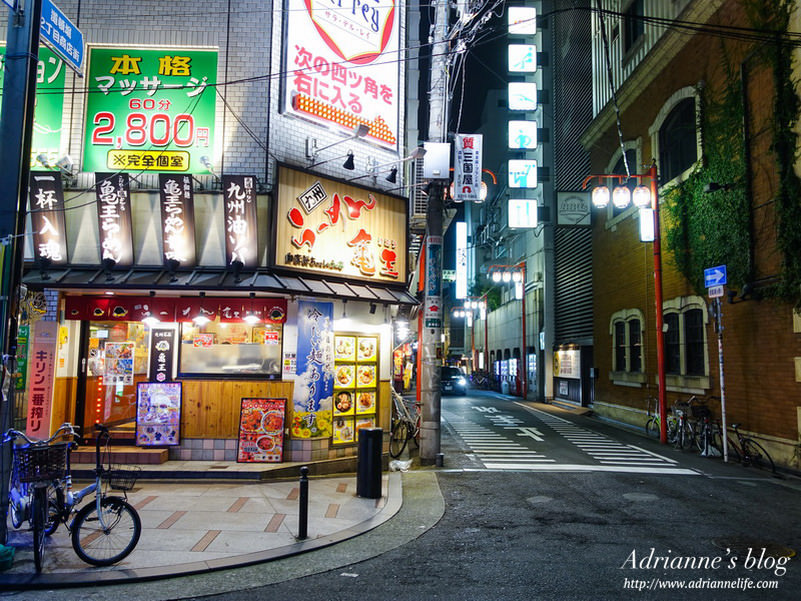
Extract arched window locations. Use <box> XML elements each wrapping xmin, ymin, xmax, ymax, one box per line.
<box><xmin>658</xmin><ymin>98</ymin><xmax>697</xmax><ymax>182</ymax></box>
<box><xmin>610</xmin><ymin>309</ymin><xmax>644</xmax><ymax>374</ymax></box>
<box><xmin>663</xmin><ymin>296</ymin><xmax>710</xmax><ymax>390</ymax></box>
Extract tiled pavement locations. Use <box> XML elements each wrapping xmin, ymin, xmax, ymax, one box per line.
<box><xmin>1</xmin><ymin>470</ymin><xmax>401</xmax><ymax>588</ymax></box>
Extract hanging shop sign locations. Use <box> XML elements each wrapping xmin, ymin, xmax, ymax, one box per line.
<box><xmin>273</xmin><ymin>165</ymin><xmax>407</xmax><ymax>284</ymax></box>
<box><xmin>15</xmin><ymin>325</ymin><xmax>29</xmax><ymax>392</ymax></box>
<box><xmin>556</xmin><ymin>192</ymin><xmax>591</xmax><ymax>226</ymax></box>
<box><xmin>508</xmin><ymin>6</ymin><xmax>537</xmax><ymax>36</ymax></box>
<box><xmin>29</xmin><ymin>171</ymin><xmax>68</xmax><ymax>265</ymax></box>
<box><xmin>282</xmin><ymin>0</ymin><xmax>399</xmax><ymax>149</ymax></box>
<box><xmin>26</xmin><ymin>320</ymin><xmax>58</xmax><ymax>438</ymax></box>
<box><xmin>237</xmin><ymin>398</ymin><xmax>286</xmax><ymax>463</ymax></box>
<box><xmin>292</xmin><ymin>300</ymin><xmax>334</xmax><ymax>439</ymax></box>
<box><xmin>508</xmin><ymin>120</ymin><xmax>538</xmax><ymax>150</ymax></box>
<box><xmin>64</xmin><ymin>295</ymin><xmax>288</xmax><ymax>324</ymax></box>
<box><xmin>508</xmin><ymin>82</ymin><xmax>538</xmax><ymax>111</ymax></box>
<box><xmin>452</xmin><ymin>134</ymin><xmax>483</xmax><ymax>202</ymax></box>
<box><xmin>95</xmin><ymin>172</ymin><xmax>134</xmax><ymax>266</ymax></box>
<box><xmin>508</xmin><ymin>198</ymin><xmax>538</xmax><ymax>229</ymax></box>
<box><xmin>83</xmin><ymin>46</ymin><xmax>217</xmax><ymax>173</ymax></box>
<box><xmin>148</xmin><ymin>327</ymin><xmax>176</xmax><ymax>382</ymax></box>
<box><xmin>455</xmin><ymin>222</ymin><xmax>467</xmax><ymax>299</ymax></box>
<box><xmin>222</xmin><ymin>174</ymin><xmax>259</xmax><ymax>269</ymax></box>
<box><xmin>40</xmin><ymin>0</ymin><xmax>84</xmax><ymax>74</ymax></box>
<box><xmin>508</xmin><ymin>160</ymin><xmax>538</xmax><ymax>189</ymax></box>
<box><xmin>159</xmin><ymin>173</ymin><xmax>197</xmax><ymax>267</ymax></box>
<box><xmin>508</xmin><ymin>44</ymin><xmax>537</xmax><ymax>73</ymax></box>
<box><xmin>136</xmin><ymin>381</ymin><xmax>182</xmax><ymax>446</ymax></box>
<box><xmin>0</xmin><ymin>45</ymin><xmax>66</xmax><ymax>168</ymax></box>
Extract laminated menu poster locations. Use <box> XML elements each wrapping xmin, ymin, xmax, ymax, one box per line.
<box><xmin>237</xmin><ymin>398</ymin><xmax>286</xmax><ymax>463</ymax></box>
<box><xmin>136</xmin><ymin>382</ymin><xmax>181</xmax><ymax>446</ymax></box>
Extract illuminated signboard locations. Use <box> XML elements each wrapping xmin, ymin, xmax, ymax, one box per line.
<box><xmin>508</xmin><ymin>7</ymin><xmax>537</xmax><ymax>36</ymax></box>
<box><xmin>95</xmin><ymin>172</ymin><xmax>134</xmax><ymax>266</ymax></box>
<box><xmin>283</xmin><ymin>0</ymin><xmax>400</xmax><ymax>149</ymax></box>
<box><xmin>273</xmin><ymin>165</ymin><xmax>407</xmax><ymax>285</ymax></box>
<box><xmin>508</xmin><ymin>82</ymin><xmax>538</xmax><ymax>111</ymax></box>
<box><xmin>508</xmin><ymin>44</ymin><xmax>537</xmax><ymax>73</ymax></box>
<box><xmin>453</xmin><ymin>134</ymin><xmax>483</xmax><ymax>202</ymax></box>
<box><xmin>455</xmin><ymin>222</ymin><xmax>467</xmax><ymax>299</ymax></box>
<box><xmin>83</xmin><ymin>47</ymin><xmax>217</xmax><ymax>173</ymax></box>
<box><xmin>0</xmin><ymin>46</ymin><xmax>65</xmax><ymax>167</ymax></box>
<box><xmin>508</xmin><ymin>198</ymin><xmax>538</xmax><ymax>229</ymax></box>
<box><xmin>29</xmin><ymin>171</ymin><xmax>68</xmax><ymax>265</ymax></box>
<box><xmin>222</xmin><ymin>175</ymin><xmax>259</xmax><ymax>269</ymax></box>
<box><xmin>508</xmin><ymin>120</ymin><xmax>537</xmax><ymax>150</ymax></box>
<box><xmin>508</xmin><ymin>160</ymin><xmax>538</xmax><ymax>189</ymax></box>
<box><xmin>158</xmin><ymin>174</ymin><xmax>197</xmax><ymax>267</ymax></box>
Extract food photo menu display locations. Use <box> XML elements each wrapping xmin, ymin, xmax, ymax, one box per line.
<box><xmin>236</xmin><ymin>398</ymin><xmax>286</xmax><ymax>462</ymax></box>
<box><xmin>332</xmin><ymin>334</ymin><xmax>378</xmax><ymax>446</ymax></box>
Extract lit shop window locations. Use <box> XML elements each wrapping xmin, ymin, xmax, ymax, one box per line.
<box><xmin>179</xmin><ymin>319</ymin><xmax>283</xmax><ymax>377</ymax></box>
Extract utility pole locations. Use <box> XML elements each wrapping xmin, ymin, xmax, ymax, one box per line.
<box><xmin>0</xmin><ymin>0</ymin><xmax>43</xmax><ymax>544</ymax></box>
<box><xmin>419</xmin><ymin>0</ymin><xmax>449</xmax><ymax>464</ymax></box>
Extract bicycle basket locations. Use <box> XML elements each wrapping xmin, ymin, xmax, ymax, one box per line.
<box><xmin>15</xmin><ymin>443</ymin><xmax>70</xmax><ymax>483</ymax></box>
<box><xmin>105</xmin><ymin>466</ymin><xmax>141</xmax><ymax>491</ymax></box>
<box><xmin>691</xmin><ymin>404</ymin><xmax>711</xmax><ymax>418</ymax></box>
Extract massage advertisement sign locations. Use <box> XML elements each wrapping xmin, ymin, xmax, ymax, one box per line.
<box><xmin>83</xmin><ymin>47</ymin><xmax>217</xmax><ymax>173</ymax></box>
<box><xmin>282</xmin><ymin>0</ymin><xmax>400</xmax><ymax>149</ymax></box>
<box><xmin>273</xmin><ymin>166</ymin><xmax>407</xmax><ymax>285</ymax></box>
<box><xmin>0</xmin><ymin>45</ymin><xmax>66</xmax><ymax>168</ymax></box>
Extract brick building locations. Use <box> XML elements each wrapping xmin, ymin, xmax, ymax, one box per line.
<box><xmin>581</xmin><ymin>0</ymin><xmax>801</xmax><ymax>470</ymax></box>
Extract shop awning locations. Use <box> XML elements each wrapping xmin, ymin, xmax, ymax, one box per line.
<box><xmin>22</xmin><ymin>265</ymin><xmax>419</xmax><ymax>306</ymax></box>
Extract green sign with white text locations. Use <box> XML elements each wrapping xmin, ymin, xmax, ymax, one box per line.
<box><xmin>83</xmin><ymin>47</ymin><xmax>217</xmax><ymax>173</ymax></box>
<box><xmin>0</xmin><ymin>46</ymin><xmax>66</xmax><ymax>167</ymax></box>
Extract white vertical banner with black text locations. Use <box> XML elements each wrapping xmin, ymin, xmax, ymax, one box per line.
<box><xmin>452</xmin><ymin>134</ymin><xmax>483</xmax><ymax>202</ymax></box>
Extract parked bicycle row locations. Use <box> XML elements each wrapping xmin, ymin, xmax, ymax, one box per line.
<box><xmin>644</xmin><ymin>395</ymin><xmax>775</xmax><ymax>474</ymax></box>
<box><xmin>3</xmin><ymin>422</ymin><xmax>141</xmax><ymax>573</ymax></box>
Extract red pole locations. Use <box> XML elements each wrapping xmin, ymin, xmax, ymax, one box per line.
<box><xmin>650</xmin><ymin>163</ymin><xmax>667</xmax><ymax>443</ymax></box>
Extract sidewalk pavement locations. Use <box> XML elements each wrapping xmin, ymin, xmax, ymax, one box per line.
<box><xmin>1</xmin><ymin>466</ymin><xmax>406</xmax><ymax>589</ymax></box>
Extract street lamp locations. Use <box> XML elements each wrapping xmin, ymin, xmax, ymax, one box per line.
<box><xmin>488</xmin><ymin>262</ymin><xmax>527</xmax><ymax>399</ymax></box>
<box><xmin>459</xmin><ymin>296</ymin><xmax>488</xmax><ymax>373</ymax></box>
<box><xmin>582</xmin><ymin>162</ymin><xmax>667</xmax><ymax>444</ymax></box>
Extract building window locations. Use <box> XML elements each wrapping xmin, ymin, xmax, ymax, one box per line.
<box><xmin>658</xmin><ymin>98</ymin><xmax>697</xmax><ymax>182</ymax></box>
<box><xmin>662</xmin><ymin>297</ymin><xmax>709</xmax><ymax>383</ymax></box>
<box><xmin>623</xmin><ymin>0</ymin><xmax>644</xmax><ymax>54</ymax></box>
<box><xmin>610</xmin><ymin>310</ymin><xmax>644</xmax><ymax>373</ymax></box>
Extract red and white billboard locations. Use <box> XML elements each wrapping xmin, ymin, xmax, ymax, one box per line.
<box><xmin>283</xmin><ymin>0</ymin><xmax>400</xmax><ymax>149</ymax></box>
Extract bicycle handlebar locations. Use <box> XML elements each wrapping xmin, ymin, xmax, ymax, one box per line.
<box><xmin>3</xmin><ymin>422</ymin><xmax>80</xmax><ymax>445</ymax></box>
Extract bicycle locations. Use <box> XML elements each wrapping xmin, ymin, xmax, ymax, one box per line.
<box><xmin>724</xmin><ymin>423</ymin><xmax>776</xmax><ymax>474</ymax></box>
<box><xmin>4</xmin><ymin>423</ymin><xmax>75</xmax><ymax>538</ymax></box>
<box><xmin>644</xmin><ymin>395</ymin><xmax>678</xmax><ymax>441</ymax></box>
<box><xmin>670</xmin><ymin>398</ymin><xmax>697</xmax><ymax>450</ymax></box>
<box><xmin>389</xmin><ymin>389</ymin><xmax>422</xmax><ymax>459</ymax></box>
<box><xmin>5</xmin><ymin>423</ymin><xmax>142</xmax><ymax>571</ymax></box>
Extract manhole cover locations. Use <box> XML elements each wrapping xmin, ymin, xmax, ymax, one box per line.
<box><xmin>623</xmin><ymin>492</ymin><xmax>659</xmax><ymax>502</ymax></box>
<box><xmin>712</xmin><ymin>537</ymin><xmax>796</xmax><ymax>558</ymax></box>
<box><xmin>526</xmin><ymin>495</ymin><xmax>553</xmax><ymax>504</ymax></box>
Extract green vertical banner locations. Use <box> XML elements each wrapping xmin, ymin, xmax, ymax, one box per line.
<box><xmin>0</xmin><ymin>46</ymin><xmax>66</xmax><ymax>168</ymax></box>
<box><xmin>15</xmin><ymin>325</ymin><xmax>29</xmax><ymax>392</ymax></box>
<box><xmin>83</xmin><ymin>47</ymin><xmax>218</xmax><ymax>174</ymax></box>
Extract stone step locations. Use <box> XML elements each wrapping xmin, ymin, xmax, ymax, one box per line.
<box><xmin>71</xmin><ymin>445</ymin><xmax>169</xmax><ymax>465</ymax></box>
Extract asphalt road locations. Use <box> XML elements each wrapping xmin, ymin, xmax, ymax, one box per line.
<box><xmin>4</xmin><ymin>390</ymin><xmax>799</xmax><ymax>600</ymax></box>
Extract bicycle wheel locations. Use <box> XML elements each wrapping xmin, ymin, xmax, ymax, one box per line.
<box><xmin>389</xmin><ymin>420</ymin><xmax>410</xmax><ymax>458</ymax></box>
<box><xmin>71</xmin><ymin>496</ymin><xmax>141</xmax><ymax>566</ymax></box>
<box><xmin>711</xmin><ymin>432</ymin><xmax>740</xmax><ymax>461</ymax></box>
<box><xmin>645</xmin><ymin>418</ymin><xmax>660</xmax><ymax>438</ymax></box>
<box><xmin>675</xmin><ymin>421</ymin><xmax>694</xmax><ymax>450</ymax></box>
<box><xmin>45</xmin><ymin>484</ymin><xmax>63</xmax><ymax>536</ymax></box>
<box><xmin>742</xmin><ymin>439</ymin><xmax>775</xmax><ymax>474</ymax></box>
<box><xmin>32</xmin><ymin>486</ymin><xmax>48</xmax><ymax>573</ymax></box>
<box><xmin>9</xmin><ymin>480</ymin><xmax>27</xmax><ymax>529</ymax></box>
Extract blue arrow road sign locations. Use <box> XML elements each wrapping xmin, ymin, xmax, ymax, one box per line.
<box><xmin>40</xmin><ymin>0</ymin><xmax>84</xmax><ymax>74</ymax></box>
<box><xmin>704</xmin><ymin>265</ymin><xmax>727</xmax><ymax>288</ymax></box>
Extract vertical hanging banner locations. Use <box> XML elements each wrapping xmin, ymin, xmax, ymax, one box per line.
<box><xmin>424</xmin><ymin>235</ymin><xmax>443</xmax><ymax>328</ymax></box>
<box><xmin>159</xmin><ymin>173</ymin><xmax>197</xmax><ymax>267</ymax></box>
<box><xmin>292</xmin><ymin>300</ymin><xmax>334</xmax><ymax>439</ymax></box>
<box><xmin>95</xmin><ymin>173</ymin><xmax>134</xmax><ymax>266</ymax></box>
<box><xmin>222</xmin><ymin>175</ymin><xmax>258</xmax><ymax>269</ymax></box>
<box><xmin>453</xmin><ymin>134</ymin><xmax>483</xmax><ymax>202</ymax></box>
<box><xmin>148</xmin><ymin>328</ymin><xmax>176</xmax><ymax>382</ymax></box>
<box><xmin>282</xmin><ymin>0</ymin><xmax>400</xmax><ymax>149</ymax></box>
<box><xmin>82</xmin><ymin>47</ymin><xmax>217</xmax><ymax>173</ymax></box>
<box><xmin>29</xmin><ymin>171</ymin><xmax>68</xmax><ymax>265</ymax></box>
<box><xmin>26</xmin><ymin>320</ymin><xmax>58</xmax><ymax>438</ymax></box>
